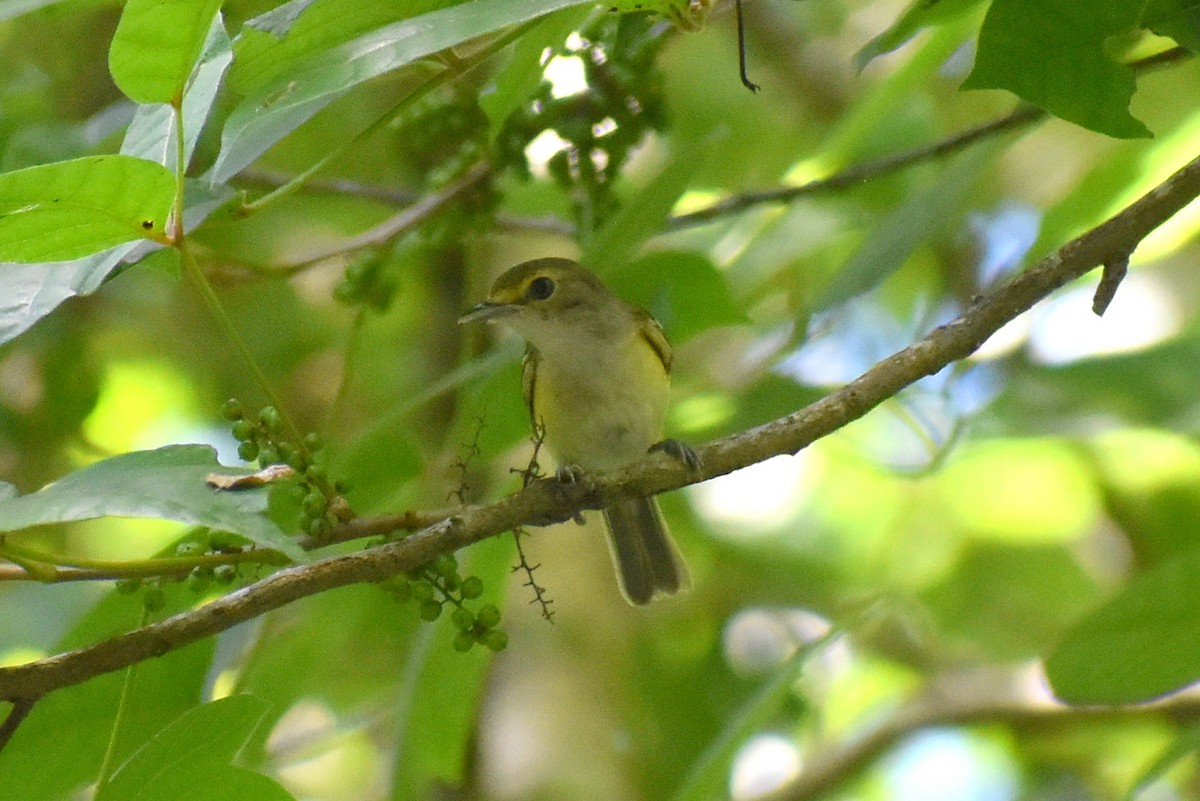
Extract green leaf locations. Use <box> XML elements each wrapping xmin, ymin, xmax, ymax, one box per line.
<box><xmin>856</xmin><ymin>0</ymin><xmax>985</xmax><ymax>70</ymax></box>
<box><xmin>0</xmin><ymin>24</ymin><xmax>231</xmax><ymax>347</ymax></box>
<box><xmin>109</xmin><ymin>0</ymin><xmax>224</xmax><ymax>104</ymax></box>
<box><xmin>0</xmin><ymin>586</ymin><xmax>216</xmax><ymax>801</ymax></box>
<box><xmin>1045</xmin><ymin>549</ymin><xmax>1200</xmax><ymax>704</ymax></box>
<box><xmin>121</xmin><ymin>14</ymin><xmax>234</xmax><ymax>171</ymax></box>
<box><xmin>0</xmin><ymin>155</ymin><xmax>174</xmax><ymax>262</ymax></box>
<box><xmin>1144</xmin><ymin>0</ymin><xmax>1200</xmax><ymax>52</ymax></box>
<box><xmin>227</xmin><ymin>0</ymin><xmax>454</xmax><ymax>97</ymax></box>
<box><xmin>0</xmin><ymin>444</ymin><xmax>305</xmax><ymax>561</ymax></box>
<box><xmin>212</xmin><ymin>0</ymin><xmax>596</xmax><ymax>181</ymax></box>
<box><xmin>608</xmin><ymin>250</ymin><xmax>746</xmax><ymax>343</ymax></box>
<box><xmin>98</xmin><ymin>695</ymin><xmax>288</xmax><ymax>801</ymax></box>
<box><xmin>962</xmin><ymin>0</ymin><xmax>1151</xmax><ymax>139</ymax></box>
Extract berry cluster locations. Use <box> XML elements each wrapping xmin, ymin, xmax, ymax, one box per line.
<box><xmin>497</xmin><ymin>12</ymin><xmax>668</xmax><ymax>229</ymax></box>
<box><xmin>222</xmin><ymin>399</ymin><xmax>348</xmax><ymax>540</ymax></box>
<box><xmin>389</xmin><ymin>553</ymin><xmax>507</xmax><ymax>652</ymax></box>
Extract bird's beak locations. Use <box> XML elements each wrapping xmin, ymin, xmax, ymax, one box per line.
<box><xmin>457</xmin><ymin>301</ymin><xmax>517</xmax><ymax>325</ymax></box>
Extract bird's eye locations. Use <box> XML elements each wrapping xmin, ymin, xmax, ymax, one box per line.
<box><xmin>526</xmin><ymin>276</ymin><xmax>556</xmax><ymax>301</ymax></box>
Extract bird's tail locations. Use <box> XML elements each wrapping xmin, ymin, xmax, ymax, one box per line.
<box><xmin>602</xmin><ymin>497</ymin><xmax>690</xmax><ymax>605</ymax></box>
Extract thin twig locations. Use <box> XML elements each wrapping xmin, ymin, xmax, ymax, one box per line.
<box><xmin>276</xmin><ymin>161</ymin><xmax>493</xmax><ymax>270</ymax></box>
<box><xmin>0</xmin><ymin>697</ymin><xmax>36</xmax><ymax>751</ymax></box>
<box><xmin>3</xmin><ymin>150</ymin><xmax>1200</xmax><ymax>704</ymax></box>
<box><xmin>668</xmin><ymin>104</ymin><xmax>1046</xmax><ymax>228</ymax></box>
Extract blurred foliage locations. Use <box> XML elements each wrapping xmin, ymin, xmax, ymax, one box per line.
<box><xmin>2</xmin><ymin>1</ymin><xmax>1200</xmax><ymax>800</ymax></box>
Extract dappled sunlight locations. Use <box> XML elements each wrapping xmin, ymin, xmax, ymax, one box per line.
<box><xmin>689</xmin><ymin>453</ymin><xmax>817</xmax><ymax>536</ymax></box>
<box><xmin>936</xmin><ymin>439</ymin><xmax>1100</xmax><ymax>543</ymax></box>
<box><xmin>730</xmin><ymin>734</ymin><xmax>803</xmax><ymax>799</ymax></box>
<box><xmin>81</xmin><ymin>360</ymin><xmax>207</xmax><ymax>456</ymax></box>
<box><xmin>884</xmin><ymin>729</ymin><xmax>1019</xmax><ymax>801</ymax></box>
<box><xmin>1028</xmin><ymin>272</ymin><xmax>1183</xmax><ymax>365</ymax></box>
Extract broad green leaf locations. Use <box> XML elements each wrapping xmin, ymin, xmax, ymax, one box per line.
<box><xmin>109</xmin><ymin>0</ymin><xmax>224</xmax><ymax>104</ymax></box>
<box><xmin>121</xmin><ymin>14</ymin><xmax>234</xmax><ymax>171</ymax></box>
<box><xmin>1145</xmin><ymin>0</ymin><xmax>1200</xmax><ymax>52</ymax></box>
<box><xmin>98</xmin><ymin>695</ymin><xmax>287</xmax><ymax>801</ymax></box>
<box><xmin>212</xmin><ymin>0</ymin><xmax>596</xmax><ymax>182</ymax></box>
<box><xmin>0</xmin><ymin>585</ymin><xmax>215</xmax><ymax>801</ymax></box>
<box><xmin>856</xmin><ymin>0</ymin><xmax>985</xmax><ymax>69</ymax></box>
<box><xmin>962</xmin><ymin>0</ymin><xmax>1151</xmax><ymax>138</ymax></box>
<box><xmin>0</xmin><ymin>180</ymin><xmax>233</xmax><ymax>346</ymax></box>
<box><xmin>0</xmin><ymin>155</ymin><xmax>174</xmax><ymax>262</ymax></box>
<box><xmin>390</xmin><ymin>535</ymin><xmax>511</xmax><ymax>800</ymax></box>
<box><xmin>228</xmin><ymin>0</ymin><xmax>457</xmax><ymax>97</ymax></box>
<box><xmin>0</xmin><ymin>24</ymin><xmax>232</xmax><ymax>347</ymax></box>
<box><xmin>1045</xmin><ymin>549</ymin><xmax>1200</xmax><ymax>703</ymax></box>
<box><xmin>609</xmin><ymin>250</ymin><xmax>746</xmax><ymax>343</ymax></box>
<box><xmin>0</xmin><ymin>444</ymin><xmax>304</xmax><ymax>561</ymax></box>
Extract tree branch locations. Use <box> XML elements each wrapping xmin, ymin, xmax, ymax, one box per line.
<box><xmin>768</xmin><ymin>671</ymin><xmax>1200</xmax><ymax>801</ymax></box>
<box><xmin>2</xmin><ymin>150</ymin><xmax>1200</xmax><ymax>705</ymax></box>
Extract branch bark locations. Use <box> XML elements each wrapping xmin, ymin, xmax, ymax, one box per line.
<box><xmin>3</xmin><ymin>151</ymin><xmax>1200</xmax><ymax>705</ymax></box>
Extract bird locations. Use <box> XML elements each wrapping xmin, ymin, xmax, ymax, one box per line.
<box><xmin>459</xmin><ymin>257</ymin><xmax>697</xmax><ymax>604</ymax></box>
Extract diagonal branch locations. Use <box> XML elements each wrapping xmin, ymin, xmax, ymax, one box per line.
<box><xmin>2</xmin><ymin>151</ymin><xmax>1200</xmax><ymax>704</ymax></box>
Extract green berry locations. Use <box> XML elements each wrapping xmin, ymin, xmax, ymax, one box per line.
<box><xmin>302</xmin><ymin>491</ymin><xmax>327</xmax><ymax>516</ymax></box>
<box><xmin>307</xmin><ymin>464</ymin><xmax>328</xmax><ymax>484</ymax></box>
<box><xmin>143</xmin><ymin>586</ymin><xmax>166</xmax><ymax>612</ymax></box>
<box><xmin>392</xmin><ymin>580</ymin><xmax>413</xmax><ymax>602</ymax></box>
<box><xmin>460</xmin><ymin>576</ymin><xmax>484</xmax><ymax>599</ymax></box>
<box><xmin>451</xmin><ymin>607</ymin><xmax>475</xmax><ymax>631</ymax></box>
<box><xmin>188</xmin><ymin>567</ymin><xmax>213</xmax><ymax>594</ymax></box>
<box><xmin>258</xmin><ymin>445</ymin><xmax>279</xmax><ymax>466</ymax></box>
<box><xmin>214</xmin><ymin>564</ymin><xmax>238</xmax><ymax>585</ymax></box>
<box><xmin>419</xmin><ymin>600</ymin><xmax>443</xmax><ymax>622</ymax></box>
<box><xmin>480</xmin><ymin>629</ymin><xmax>508</xmax><ymax>652</ymax></box>
<box><xmin>116</xmin><ymin>578</ymin><xmax>142</xmax><ymax>595</ymax></box>
<box><xmin>476</xmin><ymin>603</ymin><xmax>501</xmax><ymax>629</ymax></box>
<box><xmin>221</xmin><ymin>399</ymin><xmax>244</xmax><ymax>421</ymax></box>
<box><xmin>411</xmin><ymin>581</ymin><xmax>435</xmax><ymax>603</ymax></box>
<box><xmin>304</xmin><ymin>432</ymin><xmax>324</xmax><ymax>452</ymax></box>
<box><xmin>307</xmin><ymin>515</ymin><xmax>331</xmax><ymax>537</ymax></box>
<box><xmin>231</xmin><ymin>420</ymin><xmax>254</xmax><ymax>441</ymax></box>
<box><xmin>432</xmin><ymin>554</ymin><xmax>457</xmax><ymax>578</ymax></box>
<box><xmin>259</xmin><ymin>406</ymin><xmax>283</xmax><ymax>434</ymax></box>
<box><xmin>237</xmin><ymin>441</ymin><xmax>259</xmax><ymax>462</ymax></box>
<box><xmin>452</xmin><ymin>631</ymin><xmax>476</xmax><ymax>652</ymax></box>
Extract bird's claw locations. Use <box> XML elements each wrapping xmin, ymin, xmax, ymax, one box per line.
<box><xmin>650</xmin><ymin>438</ymin><xmax>701</xmax><ymax>472</ymax></box>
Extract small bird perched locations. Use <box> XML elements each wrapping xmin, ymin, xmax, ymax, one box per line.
<box><xmin>459</xmin><ymin>257</ymin><xmax>697</xmax><ymax>604</ymax></box>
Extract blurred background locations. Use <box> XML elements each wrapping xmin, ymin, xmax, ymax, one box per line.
<box><xmin>3</xmin><ymin>0</ymin><xmax>1200</xmax><ymax>799</ymax></box>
